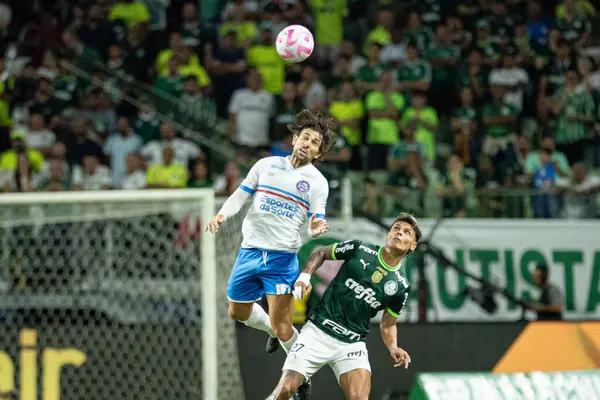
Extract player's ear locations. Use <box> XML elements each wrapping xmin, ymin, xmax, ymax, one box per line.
<box><xmin>409</xmin><ymin>242</ymin><xmax>417</xmax><ymax>253</ymax></box>
<box><xmin>292</xmin><ymin>134</ymin><xmax>298</xmax><ymax>146</ymax></box>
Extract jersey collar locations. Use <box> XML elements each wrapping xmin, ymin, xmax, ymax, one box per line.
<box><xmin>285</xmin><ymin>156</ymin><xmax>312</xmax><ymax>170</ymax></box>
<box><xmin>378</xmin><ymin>247</ymin><xmax>402</xmax><ymax>272</ymax></box>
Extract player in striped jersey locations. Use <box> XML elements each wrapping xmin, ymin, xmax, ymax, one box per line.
<box><xmin>207</xmin><ymin>110</ymin><xmax>338</xmax><ymax>399</ymax></box>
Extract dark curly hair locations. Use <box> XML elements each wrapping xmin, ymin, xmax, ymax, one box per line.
<box><xmin>287</xmin><ymin>109</ymin><xmax>338</xmax><ymax>158</ymax></box>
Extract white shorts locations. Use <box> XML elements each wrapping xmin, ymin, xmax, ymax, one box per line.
<box><xmin>282</xmin><ymin>321</ymin><xmax>371</xmax><ymax>383</ymax></box>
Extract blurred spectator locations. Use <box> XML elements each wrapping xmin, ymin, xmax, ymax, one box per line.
<box><xmin>361</xmin><ymin>176</ymin><xmax>382</xmax><ymax>216</ymax></box>
<box><xmin>365</xmin><ymin>71</ymin><xmax>405</xmax><ymax>170</ymax></box>
<box><xmin>426</xmin><ymin>23</ymin><xmax>461</xmax><ymax>116</ymax></box>
<box><xmin>338</xmin><ymin>39</ymin><xmax>366</xmax><ymax>76</ymax></box>
<box><xmin>220</xmin><ymin>2</ymin><xmax>257</xmax><ymax>49</ymax></box>
<box><xmin>526</xmin><ymin>0</ymin><xmax>553</xmax><ymax>45</ymax></box>
<box><xmin>531</xmin><ymin>148</ymin><xmax>558</xmax><ymax>218</ymax></box>
<box><xmin>0</xmin><ymin>129</ymin><xmax>44</xmax><ymax>175</ymax></box>
<box><xmin>554</xmin><ymin>0</ymin><xmax>592</xmax><ymax>52</ymax></box>
<box><xmin>146</xmin><ymin>147</ymin><xmax>188</xmax><ymax>188</ymax></box>
<box><xmin>538</xmin><ymin>40</ymin><xmax>574</xmax><ymax>122</ymax></box>
<box><xmin>489</xmin><ymin>46</ymin><xmax>529</xmax><ymax>114</ymax></box>
<box><xmin>364</xmin><ymin>8</ymin><xmax>394</xmax><ymax>51</ymax></box>
<box><xmin>77</xmin><ymin>88</ymin><xmax>117</xmax><ymax>135</ymax></box>
<box><xmin>488</xmin><ymin>0</ymin><xmax>515</xmax><ymax>46</ymax></box>
<box><xmin>557</xmin><ymin>162</ymin><xmax>600</xmax><ymax>218</ymax></box>
<box><xmin>142</xmin><ymin>0</ymin><xmax>170</xmax><ymax>49</ymax></box>
<box><xmin>133</xmin><ymin>97</ymin><xmax>161</xmax><ymax>143</ymax></box>
<box><xmin>380</xmin><ymin>29</ymin><xmax>407</xmax><ymax>69</ymax></box>
<box><xmin>482</xmin><ymin>84</ymin><xmax>517</xmax><ymax>159</ymax></box>
<box><xmin>170</xmin><ymin>75</ymin><xmax>216</xmax><ymax>132</ymax></box>
<box><xmin>77</xmin><ymin>3</ymin><xmax>120</xmax><ymax>58</ymax></box>
<box><xmin>65</xmin><ymin>118</ymin><xmax>105</xmax><ymax>166</ymax></box>
<box><xmin>228</xmin><ymin>68</ymin><xmax>275</xmax><ymax>155</ymax></box>
<box><xmin>397</xmin><ymin>41</ymin><xmax>431</xmax><ymax>97</ymax></box>
<box><xmin>387</xmin><ymin>120</ymin><xmax>427</xmax><ymax>192</ymax></box>
<box><xmin>525</xmin><ymin>136</ymin><xmax>571</xmax><ymax>179</ymax></box>
<box><xmin>298</xmin><ymin>65</ymin><xmax>326</xmax><ymax>110</ymax></box>
<box><xmin>437</xmin><ymin>153</ymin><xmax>471</xmax><ymax>218</ymax></box>
<box><xmin>34</xmin><ymin>143</ymin><xmax>70</xmax><ymax>190</ymax></box>
<box><xmin>209</xmin><ymin>28</ymin><xmax>246</xmax><ymax>118</ymax></box>
<box><xmin>404</xmin><ymin>10</ymin><xmax>434</xmax><ymax>52</ymax></box>
<box><xmin>180</xmin><ymin>3</ymin><xmax>202</xmax><ymax>50</ymax></box>
<box><xmin>329</xmin><ymin>81</ymin><xmax>364</xmax><ymax>168</ymax></box>
<box><xmin>320</xmin><ymin>127</ymin><xmax>351</xmax><ymax>183</ymax></box>
<box><xmin>246</xmin><ymin>23</ymin><xmax>285</xmax><ymax>94</ymax></box>
<box><xmin>273</xmin><ymin>82</ymin><xmax>302</xmax><ymax>141</ymax></box>
<box><xmin>473</xmin><ymin>19</ymin><xmax>500</xmax><ymax>66</ymax></box>
<box><xmin>25</xmin><ymin>113</ymin><xmax>56</xmax><ymax>156</ymax></box>
<box><xmin>221</xmin><ymin>0</ymin><xmax>260</xmax><ymax>22</ymax></box>
<box><xmin>28</xmin><ymin>77</ymin><xmax>64</xmax><ymax>130</ymax></box>
<box><xmin>214</xmin><ymin>160</ymin><xmax>241</xmax><ymax>195</ymax></box>
<box><xmin>457</xmin><ymin>48</ymin><xmax>489</xmax><ymax>101</ymax></box>
<box><xmin>400</xmin><ymin>90</ymin><xmax>439</xmax><ymax>163</ymax></box>
<box><xmin>356</xmin><ymin>43</ymin><xmax>384</xmax><ymax>94</ymax></box>
<box><xmin>451</xmin><ymin>87</ymin><xmax>479</xmax><ymax>165</ymax></box>
<box><xmin>311</xmin><ymin>0</ymin><xmax>347</xmax><ymax>67</ymax></box>
<box><xmin>154</xmin><ymin>58</ymin><xmax>184</xmax><ymax>113</ymax></box>
<box><xmin>104</xmin><ymin>115</ymin><xmax>143</xmax><ymax>187</ymax></box>
<box><xmin>188</xmin><ymin>158</ymin><xmax>212</xmax><ymax>188</ymax></box>
<box><xmin>72</xmin><ymin>155</ymin><xmax>111</xmax><ymax>190</ymax></box>
<box><xmin>447</xmin><ymin>14</ymin><xmax>473</xmax><ymax>52</ymax></box>
<box><xmin>120</xmin><ymin>153</ymin><xmax>147</xmax><ymax>189</ymax></box>
<box><xmin>155</xmin><ymin>33</ymin><xmax>211</xmax><ymax>91</ymax></box>
<box><xmin>108</xmin><ymin>0</ymin><xmax>150</xmax><ymax>32</ymax></box>
<box><xmin>552</xmin><ymin>69</ymin><xmax>595</xmax><ymax>163</ymax></box>
<box><xmin>141</xmin><ymin>121</ymin><xmax>201</xmax><ymax>167</ymax></box>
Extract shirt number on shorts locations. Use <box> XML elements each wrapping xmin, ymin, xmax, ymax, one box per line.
<box><xmin>290</xmin><ymin>343</ymin><xmax>305</xmax><ymax>354</ymax></box>
<box><xmin>276</xmin><ymin>284</ymin><xmax>291</xmax><ymax>295</ymax></box>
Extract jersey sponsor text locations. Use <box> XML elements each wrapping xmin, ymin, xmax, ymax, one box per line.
<box><xmin>345</xmin><ymin>278</ymin><xmax>382</xmax><ymax>308</ymax></box>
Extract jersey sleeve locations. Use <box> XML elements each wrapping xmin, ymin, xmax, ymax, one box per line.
<box><xmin>238</xmin><ymin>159</ymin><xmax>263</xmax><ymax>194</ymax></box>
<box><xmin>386</xmin><ymin>289</ymin><xmax>410</xmax><ymax>318</ymax></box>
<box><xmin>308</xmin><ymin>177</ymin><xmax>329</xmax><ymax>219</ymax></box>
<box><xmin>330</xmin><ymin>239</ymin><xmax>362</xmax><ymax>261</ymax></box>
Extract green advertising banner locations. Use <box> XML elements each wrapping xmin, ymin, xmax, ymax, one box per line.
<box><xmin>409</xmin><ymin>370</ymin><xmax>600</xmax><ymax>400</ymax></box>
<box><xmin>299</xmin><ymin>219</ymin><xmax>600</xmax><ymax>322</ymax></box>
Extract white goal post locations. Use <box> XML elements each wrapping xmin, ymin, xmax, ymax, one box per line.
<box><xmin>0</xmin><ymin>189</ymin><xmax>238</xmax><ymax>400</ymax></box>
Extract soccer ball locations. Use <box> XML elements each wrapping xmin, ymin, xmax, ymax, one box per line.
<box><xmin>276</xmin><ymin>25</ymin><xmax>314</xmax><ymax>63</ymax></box>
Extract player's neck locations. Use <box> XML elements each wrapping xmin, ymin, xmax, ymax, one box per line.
<box><xmin>380</xmin><ymin>246</ymin><xmax>405</xmax><ymax>268</ymax></box>
<box><xmin>289</xmin><ymin>155</ymin><xmax>310</xmax><ymax>169</ymax></box>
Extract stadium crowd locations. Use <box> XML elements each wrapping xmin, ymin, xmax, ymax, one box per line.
<box><xmin>0</xmin><ymin>0</ymin><xmax>599</xmax><ymax>219</ymax></box>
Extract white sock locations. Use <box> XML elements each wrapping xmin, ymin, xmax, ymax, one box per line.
<box><xmin>241</xmin><ymin>303</ymin><xmax>275</xmax><ymax>337</ymax></box>
<box><xmin>279</xmin><ymin>327</ymin><xmax>299</xmax><ymax>354</ymax></box>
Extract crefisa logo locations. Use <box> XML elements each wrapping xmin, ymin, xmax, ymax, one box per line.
<box><xmin>296</xmin><ymin>180</ymin><xmax>310</xmax><ymax>193</ymax></box>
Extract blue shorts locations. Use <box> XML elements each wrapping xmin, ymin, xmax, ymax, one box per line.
<box><xmin>227</xmin><ymin>248</ymin><xmax>299</xmax><ymax>302</ymax></box>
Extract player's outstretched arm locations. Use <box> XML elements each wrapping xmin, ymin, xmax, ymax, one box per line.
<box><xmin>205</xmin><ymin>187</ymin><xmax>251</xmax><ymax>233</ymax></box>
<box><xmin>293</xmin><ymin>244</ymin><xmax>334</xmax><ymax>300</ymax></box>
<box><xmin>380</xmin><ymin>312</ymin><xmax>411</xmax><ymax>369</ymax></box>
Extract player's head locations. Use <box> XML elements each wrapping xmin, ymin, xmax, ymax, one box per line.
<box><xmin>288</xmin><ymin>109</ymin><xmax>338</xmax><ymax>163</ymax></box>
<box><xmin>533</xmin><ymin>264</ymin><xmax>549</xmax><ymax>287</ymax></box>
<box><xmin>387</xmin><ymin>213</ymin><xmax>422</xmax><ymax>256</ymax></box>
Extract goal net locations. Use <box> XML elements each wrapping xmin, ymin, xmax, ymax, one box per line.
<box><xmin>0</xmin><ymin>189</ymin><xmax>245</xmax><ymax>400</ymax></box>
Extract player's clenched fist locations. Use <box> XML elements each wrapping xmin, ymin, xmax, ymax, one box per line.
<box><xmin>390</xmin><ymin>347</ymin><xmax>411</xmax><ymax>369</ymax></box>
<box><xmin>206</xmin><ymin>214</ymin><xmax>225</xmax><ymax>233</ymax></box>
<box><xmin>293</xmin><ymin>272</ymin><xmax>312</xmax><ymax>300</ymax></box>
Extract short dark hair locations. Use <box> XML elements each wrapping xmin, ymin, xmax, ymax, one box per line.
<box><xmin>392</xmin><ymin>212</ymin><xmax>422</xmax><ymax>243</ymax></box>
<box><xmin>287</xmin><ymin>109</ymin><xmax>338</xmax><ymax>157</ymax></box>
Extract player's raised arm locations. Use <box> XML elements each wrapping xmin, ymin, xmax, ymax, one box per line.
<box><xmin>206</xmin><ymin>160</ymin><xmax>261</xmax><ymax>233</ymax></box>
<box><xmin>293</xmin><ymin>240</ymin><xmax>361</xmax><ymax>299</ymax></box>
<box><xmin>307</xmin><ymin>177</ymin><xmax>329</xmax><ymax>238</ymax></box>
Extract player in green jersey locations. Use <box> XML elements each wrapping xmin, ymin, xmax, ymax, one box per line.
<box><xmin>267</xmin><ymin>213</ymin><xmax>421</xmax><ymax>400</ymax></box>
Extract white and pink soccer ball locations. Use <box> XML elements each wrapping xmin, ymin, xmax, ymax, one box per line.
<box><xmin>276</xmin><ymin>24</ymin><xmax>314</xmax><ymax>63</ymax></box>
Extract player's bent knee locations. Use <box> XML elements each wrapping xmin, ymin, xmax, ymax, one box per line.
<box><xmin>276</xmin><ymin>379</ymin><xmax>300</xmax><ymax>399</ymax></box>
<box><xmin>228</xmin><ymin>302</ymin><xmax>251</xmax><ymax>321</ymax></box>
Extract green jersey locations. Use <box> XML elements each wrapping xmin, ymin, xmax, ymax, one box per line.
<box><xmin>553</xmin><ymin>90</ymin><xmax>594</xmax><ymax>145</ymax></box>
<box><xmin>404</xmin><ymin>27</ymin><xmax>435</xmax><ymax>52</ymax></box>
<box><xmin>556</xmin><ymin>15</ymin><xmax>591</xmax><ymax>43</ymax></box>
<box><xmin>309</xmin><ymin>240</ymin><xmax>410</xmax><ymax>343</ymax></box>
